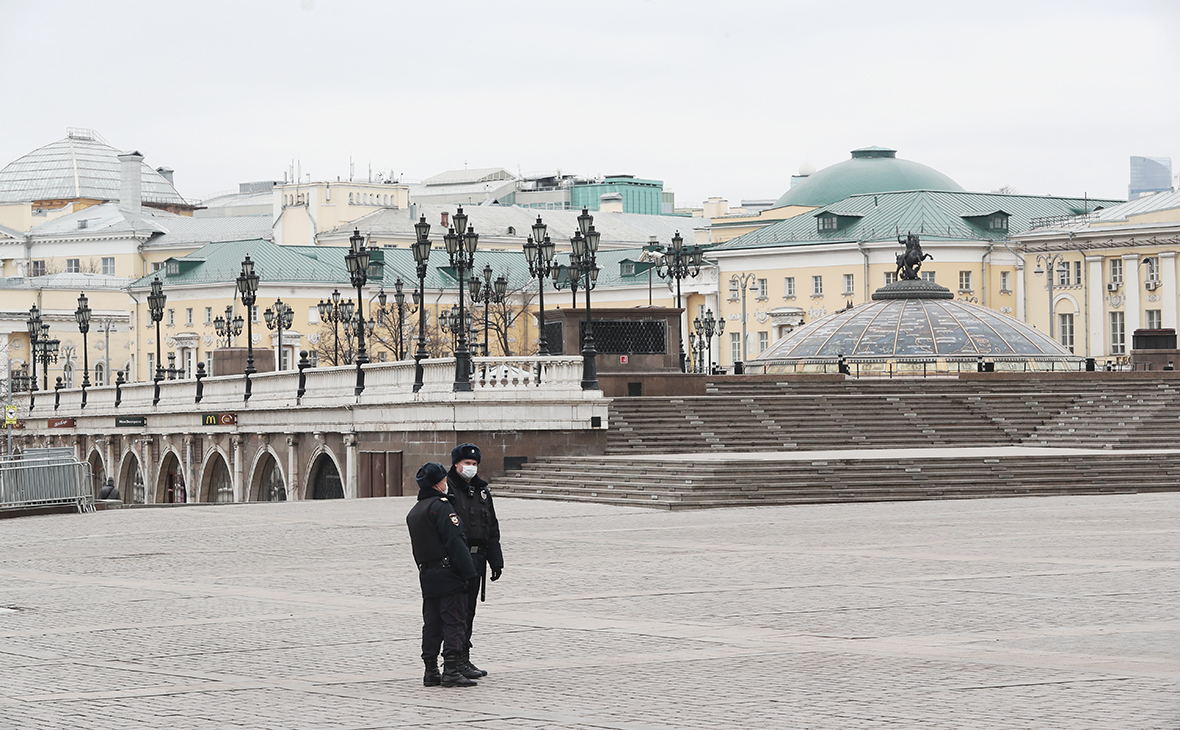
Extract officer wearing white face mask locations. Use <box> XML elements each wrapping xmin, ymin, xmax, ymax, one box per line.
<box><xmin>446</xmin><ymin>443</ymin><xmax>503</xmax><ymax>680</ymax></box>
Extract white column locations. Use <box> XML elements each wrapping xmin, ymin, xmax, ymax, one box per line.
<box><xmin>232</xmin><ymin>435</ymin><xmax>244</xmax><ymax>502</ymax></box>
<box><xmin>286</xmin><ymin>435</ymin><xmax>300</xmax><ymax>500</ymax></box>
<box><xmin>1123</xmin><ymin>254</ymin><xmax>1141</xmax><ymax>347</ymax></box>
<box><xmin>184</xmin><ymin>436</ymin><xmax>194</xmax><ymax>504</ymax></box>
<box><xmin>1014</xmin><ymin>262</ymin><xmax>1025</xmax><ymax>323</ymax></box>
<box><xmin>0</xmin><ymin>333</ymin><xmax>8</xmax><ymax>382</ymax></box>
<box><xmin>344</xmin><ymin>433</ymin><xmax>358</xmax><ymax>499</ymax></box>
<box><xmin>1160</xmin><ymin>252</ymin><xmax>1178</xmax><ymax>332</ymax></box>
<box><xmin>1087</xmin><ymin>256</ymin><xmax>1105</xmax><ymax>358</ymax></box>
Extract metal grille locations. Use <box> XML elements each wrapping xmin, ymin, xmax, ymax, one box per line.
<box><xmin>543</xmin><ymin>321</ymin><xmax>563</xmax><ymax>355</ymax></box>
<box><xmin>581</xmin><ymin>320</ymin><xmax>667</xmax><ymax>354</ymax></box>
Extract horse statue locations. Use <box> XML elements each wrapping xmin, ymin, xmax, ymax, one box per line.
<box><xmin>895</xmin><ymin>232</ymin><xmax>933</xmax><ymax>280</ymax></box>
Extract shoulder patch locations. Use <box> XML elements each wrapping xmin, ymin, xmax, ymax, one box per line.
<box><xmin>449</xmin><ymin>513</ymin><xmax>461</xmax><ymax>527</ymax></box>
<box><xmin>439</xmin><ymin>497</ymin><xmax>448</xmax><ymax>502</ymax></box>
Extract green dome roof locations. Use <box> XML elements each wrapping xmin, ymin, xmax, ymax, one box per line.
<box><xmin>775</xmin><ymin>146</ymin><xmax>964</xmax><ymax>208</ymax></box>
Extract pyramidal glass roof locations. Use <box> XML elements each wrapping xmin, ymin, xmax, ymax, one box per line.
<box><xmin>755</xmin><ymin>298</ymin><xmax>1079</xmax><ymax>362</ymax></box>
<box><xmin>0</xmin><ymin>128</ymin><xmax>186</xmax><ymax>205</ymax></box>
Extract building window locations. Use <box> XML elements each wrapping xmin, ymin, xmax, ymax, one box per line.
<box><xmin>730</xmin><ymin>332</ymin><xmax>741</xmax><ymax>363</ymax></box>
<box><xmin>884</xmin><ymin>271</ymin><xmax>898</xmax><ymax>285</ymax></box>
<box><xmin>166</xmin><ymin>309</ymin><xmax>175</xmax><ymax>326</ymax></box>
<box><xmin>1000</xmin><ymin>270</ymin><xmax>1011</xmax><ymax>293</ymax></box>
<box><xmin>921</xmin><ymin>271</ymin><xmax>936</xmax><ymax>283</ymax></box>
<box><xmin>30</xmin><ymin>260</ymin><xmax>46</xmax><ymax>277</ymax></box>
<box><xmin>1110</xmin><ymin>311</ymin><xmax>1125</xmax><ymax>355</ymax></box>
<box><xmin>147</xmin><ymin>353</ymin><xmax>154</xmax><ymax>378</ymax></box>
<box><xmin>818</xmin><ymin>215</ymin><xmax>837</xmax><ymax>231</ymax></box>
<box><xmin>205</xmin><ymin>351</ymin><xmax>214</xmax><ymax>373</ymax></box>
<box><xmin>989</xmin><ymin>215</ymin><xmax>1007</xmax><ymax>230</ymax></box>
<box><xmin>1073</xmin><ymin>261</ymin><xmax>1083</xmax><ymax>286</ymax></box>
<box><xmin>1144</xmin><ymin>256</ymin><xmax>1160</xmax><ymax>284</ymax></box>
<box><xmin>102</xmin><ymin>257</ymin><xmax>115</xmax><ymax>275</ymax></box>
<box><xmin>251</xmin><ymin>305</ymin><xmax>259</xmax><ymax>324</ymax></box>
<box><xmin>784</xmin><ymin>277</ymin><xmax>795</xmax><ymax>298</ymax></box>
<box><xmin>757</xmin><ymin>278</ymin><xmax>768</xmax><ymax>300</ymax></box>
<box><xmin>757</xmin><ymin>331</ymin><xmax>769</xmax><ymax>354</ymax></box>
<box><xmin>1058</xmin><ymin>313</ymin><xmax>1074</xmax><ymax>353</ymax></box>
<box><xmin>620</xmin><ymin>262</ymin><xmax>635</xmax><ymax>276</ymax></box>
<box><xmin>349</xmin><ymin>192</ymin><xmax>354</xmax><ymax>204</ymax></box>
<box><xmin>205</xmin><ymin>307</ymin><xmax>213</xmax><ymax>325</ymax></box>
<box><xmin>309</xmin><ymin>305</ymin><xmax>319</xmax><ymax>324</ymax></box>
<box><xmin>1057</xmin><ymin>263</ymin><xmax>1070</xmax><ymax>287</ymax></box>
<box><xmin>1147</xmin><ymin>309</ymin><xmax>1162</xmax><ymax>330</ymax></box>
<box><xmin>959</xmin><ymin>271</ymin><xmax>973</xmax><ymax>292</ymax></box>
<box><xmin>812</xmin><ymin>275</ymin><xmax>823</xmax><ymax>297</ymax></box>
<box><xmin>185</xmin><ymin>308</ymin><xmax>193</xmax><ymax>326</ymax></box>
<box><xmin>1110</xmin><ymin>258</ymin><xmax>1123</xmax><ymax>286</ymax></box>
<box><xmin>843</xmin><ymin>273</ymin><xmax>855</xmax><ymax>296</ymax></box>
<box><xmin>728</xmin><ymin>279</ymin><xmax>739</xmax><ymax>301</ymax></box>
<box><xmin>152</xmin><ymin>261</ymin><xmax>164</xmax><ymax>272</ymax></box>
<box><xmin>66</xmin><ymin>258</ymin><xmax>80</xmax><ymax>273</ymax></box>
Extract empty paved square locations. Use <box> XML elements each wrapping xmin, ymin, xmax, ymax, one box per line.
<box><xmin>1</xmin><ymin>493</ymin><xmax>1178</xmax><ymax>729</ymax></box>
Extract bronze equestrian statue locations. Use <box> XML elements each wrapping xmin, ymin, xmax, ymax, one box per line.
<box><xmin>895</xmin><ymin>233</ymin><xmax>933</xmax><ymax>280</ymax></box>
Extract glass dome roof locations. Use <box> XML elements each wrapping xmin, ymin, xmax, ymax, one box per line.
<box><xmin>753</xmin><ymin>291</ymin><xmax>1082</xmax><ymax>373</ymax></box>
<box><xmin>0</xmin><ymin>128</ymin><xmax>186</xmax><ymax>205</ymax></box>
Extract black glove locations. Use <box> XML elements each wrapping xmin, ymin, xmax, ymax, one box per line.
<box><xmin>490</xmin><ymin>567</ymin><xmax>502</xmax><ymax>581</ymax></box>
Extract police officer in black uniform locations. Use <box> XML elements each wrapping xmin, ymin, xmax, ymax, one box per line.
<box><xmin>446</xmin><ymin>443</ymin><xmax>503</xmax><ymax>679</ymax></box>
<box><xmin>406</xmin><ymin>462</ymin><xmax>478</xmax><ymax>688</ymax></box>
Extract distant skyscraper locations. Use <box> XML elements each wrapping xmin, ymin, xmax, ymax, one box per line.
<box><xmin>1130</xmin><ymin>156</ymin><xmax>1173</xmax><ymax>200</ymax></box>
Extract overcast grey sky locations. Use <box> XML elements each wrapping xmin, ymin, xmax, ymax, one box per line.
<box><xmin>3</xmin><ymin>0</ymin><xmax>1177</xmax><ymax>206</ymax></box>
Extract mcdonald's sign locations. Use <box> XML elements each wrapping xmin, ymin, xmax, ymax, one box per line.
<box><xmin>202</xmin><ymin>413</ymin><xmax>238</xmax><ymax>426</ymax></box>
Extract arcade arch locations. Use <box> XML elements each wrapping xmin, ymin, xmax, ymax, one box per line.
<box><xmin>117</xmin><ymin>450</ymin><xmax>145</xmax><ymax>504</ymax></box>
<box><xmin>156</xmin><ymin>450</ymin><xmax>187</xmax><ymax>504</ymax></box>
<box><xmin>307</xmin><ymin>449</ymin><xmax>343</xmax><ymax>499</ymax></box>
<box><xmin>200</xmin><ymin>449</ymin><xmax>234</xmax><ymax>503</ymax></box>
<box><xmin>249</xmin><ymin>448</ymin><xmax>287</xmax><ymax>502</ymax></box>
<box><xmin>86</xmin><ymin>448</ymin><xmax>106</xmax><ymax>498</ymax></box>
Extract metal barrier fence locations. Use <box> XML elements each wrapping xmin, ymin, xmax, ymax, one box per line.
<box><xmin>0</xmin><ymin>448</ymin><xmax>94</xmax><ymax>514</ymax></box>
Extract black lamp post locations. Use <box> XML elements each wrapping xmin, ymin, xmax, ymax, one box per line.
<box><xmin>523</xmin><ymin>216</ymin><xmax>558</xmax><ymax>356</ymax></box>
<box><xmin>264</xmin><ymin>299</ymin><xmax>294</xmax><ymax>370</ymax></box>
<box><xmin>214</xmin><ymin>304</ymin><xmax>243</xmax><ymax>347</ymax></box>
<box><xmin>318</xmin><ymin>289</ymin><xmax>352</xmax><ymax>366</ymax></box>
<box><xmin>570</xmin><ymin>208</ymin><xmax>601</xmax><ymax>390</ymax></box>
<box><xmin>393</xmin><ymin>278</ymin><xmax>409</xmax><ymax>361</ymax></box>
<box><xmin>26</xmin><ymin>305</ymin><xmax>41</xmax><ymax>409</ymax></box>
<box><xmin>236</xmin><ymin>256</ymin><xmax>259</xmax><ymax>402</ymax></box>
<box><xmin>412</xmin><ymin>215</ymin><xmax>432</xmax><ymax>391</ymax></box>
<box><xmin>469</xmin><ymin>264</ymin><xmax>508</xmax><ymax>356</ymax></box>
<box><xmin>443</xmin><ymin>207</ymin><xmax>478</xmax><ymax>392</ymax></box>
<box><xmin>74</xmin><ymin>292</ymin><xmax>92</xmax><ymax>407</ymax></box>
<box><xmin>693</xmin><ymin>308</ymin><xmax>723</xmax><ymax>375</ymax></box>
<box><xmin>37</xmin><ymin>321</ymin><xmax>58</xmax><ymax>392</ymax></box>
<box><xmin>147</xmin><ymin>276</ymin><xmax>166</xmax><ymax>405</ymax></box>
<box><xmin>656</xmin><ymin>231</ymin><xmax>703</xmax><ymax>372</ymax></box>
<box><xmin>345</xmin><ymin>228</ymin><xmax>372</xmax><ymax>396</ymax></box>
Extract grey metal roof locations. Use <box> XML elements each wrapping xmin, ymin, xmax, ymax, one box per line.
<box><xmin>328</xmin><ymin>204</ymin><xmax>708</xmax><ymax>249</ymax></box>
<box><xmin>28</xmin><ymin>202</ymin><xmax>274</xmax><ymax>246</ymax></box>
<box><xmin>421</xmin><ymin>168</ymin><xmax>515</xmax><ymax>186</ymax></box>
<box><xmin>0</xmin><ymin>129</ymin><xmax>187</xmax><ymax>205</ymax></box>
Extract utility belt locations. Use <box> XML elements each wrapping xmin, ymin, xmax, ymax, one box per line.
<box><xmin>418</xmin><ymin>557</ymin><xmax>450</xmax><ymax>571</ymax></box>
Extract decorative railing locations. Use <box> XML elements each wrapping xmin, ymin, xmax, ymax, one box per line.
<box><xmin>11</xmin><ymin>355</ymin><xmax>596</xmax><ymax>418</ymax></box>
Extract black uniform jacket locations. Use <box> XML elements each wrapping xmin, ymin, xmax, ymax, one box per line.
<box><xmin>406</xmin><ymin>486</ymin><xmax>477</xmax><ymax>598</ymax></box>
<box><xmin>446</xmin><ymin>469</ymin><xmax>504</xmax><ymax>572</ymax></box>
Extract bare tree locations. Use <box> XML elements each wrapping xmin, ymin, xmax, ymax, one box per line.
<box><xmin>484</xmin><ymin>283</ymin><xmax>537</xmax><ymax>357</ymax></box>
<box><xmin>991</xmin><ymin>184</ymin><xmax>1019</xmax><ymax>195</ymax></box>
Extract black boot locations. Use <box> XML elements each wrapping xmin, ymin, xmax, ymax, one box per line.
<box><xmin>423</xmin><ymin>657</ymin><xmax>441</xmax><ymax>687</ymax></box>
<box><xmin>460</xmin><ymin>650</ymin><xmax>487</xmax><ymax>678</ymax></box>
<box><xmin>441</xmin><ymin>656</ymin><xmax>477</xmax><ymax>687</ymax></box>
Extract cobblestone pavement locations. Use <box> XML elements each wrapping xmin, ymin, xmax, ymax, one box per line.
<box><xmin>1</xmin><ymin>493</ymin><xmax>1179</xmax><ymax>729</ymax></box>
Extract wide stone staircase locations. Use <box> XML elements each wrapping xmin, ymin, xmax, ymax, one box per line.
<box><xmin>495</xmin><ymin>376</ymin><xmax>1180</xmax><ymax>509</ymax></box>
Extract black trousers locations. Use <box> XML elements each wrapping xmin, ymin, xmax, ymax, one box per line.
<box><xmin>422</xmin><ymin>590</ymin><xmax>468</xmax><ymax>661</ymax></box>
<box><xmin>464</xmin><ymin>552</ymin><xmax>487</xmax><ymax>649</ymax></box>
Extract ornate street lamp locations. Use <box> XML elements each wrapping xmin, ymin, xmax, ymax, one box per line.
<box><xmin>412</xmin><ymin>215</ymin><xmax>432</xmax><ymax>392</ymax></box>
<box><xmin>523</xmin><ymin>216</ymin><xmax>558</xmax><ymax>356</ymax></box>
<box><xmin>147</xmin><ymin>276</ymin><xmax>166</xmax><ymax>405</ymax></box>
<box><xmin>317</xmin><ymin>289</ymin><xmax>348</xmax><ymax>366</ymax></box>
<box><xmin>214</xmin><ymin>304</ymin><xmax>243</xmax><ymax>347</ymax></box>
<box><xmin>693</xmin><ymin>308</ymin><xmax>723</xmax><ymax>375</ymax></box>
<box><xmin>236</xmin><ymin>256</ymin><xmax>259</xmax><ymax>401</ymax></box>
<box><xmin>26</xmin><ymin>304</ymin><xmax>41</xmax><ymax>409</ymax></box>
<box><xmin>468</xmin><ymin>263</ymin><xmax>508</xmax><ymax>356</ymax></box>
<box><xmin>38</xmin><ymin>330</ymin><xmax>60</xmax><ymax>392</ymax></box>
<box><xmin>570</xmin><ymin>208</ymin><xmax>601</xmax><ymax>390</ymax></box>
<box><xmin>443</xmin><ymin>206</ymin><xmax>479</xmax><ymax>392</ymax></box>
<box><xmin>264</xmin><ymin>299</ymin><xmax>294</xmax><ymax>370</ymax></box>
<box><xmin>656</xmin><ymin>231</ymin><xmax>703</xmax><ymax>372</ymax></box>
<box><xmin>393</xmin><ymin>278</ymin><xmax>407</xmax><ymax>361</ymax></box>
<box><xmin>74</xmin><ymin>292</ymin><xmax>92</xmax><ymax>407</ymax></box>
<box><xmin>1033</xmin><ymin>253</ymin><xmax>1070</xmax><ymax>342</ymax></box>
<box><xmin>344</xmin><ymin>228</ymin><xmax>372</xmax><ymax>395</ymax></box>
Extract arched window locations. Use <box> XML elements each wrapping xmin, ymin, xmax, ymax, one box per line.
<box><xmin>94</xmin><ymin>361</ymin><xmax>106</xmax><ymax>386</ymax></box>
<box><xmin>349</xmin><ymin>193</ymin><xmax>354</xmax><ymax>204</ymax></box>
<box><xmin>63</xmin><ymin>361</ymin><xmax>75</xmax><ymax>387</ymax></box>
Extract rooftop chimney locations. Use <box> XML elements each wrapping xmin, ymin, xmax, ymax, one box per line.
<box><xmin>155</xmin><ymin>166</ymin><xmax>174</xmax><ymax>186</ymax></box>
<box><xmin>117</xmin><ymin>151</ymin><xmax>144</xmax><ymax>213</ymax></box>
